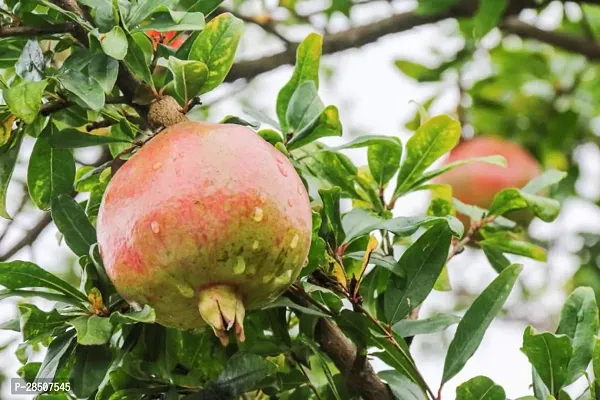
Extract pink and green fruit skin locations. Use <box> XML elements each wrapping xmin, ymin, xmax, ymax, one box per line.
<box><xmin>435</xmin><ymin>137</ymin><xmax>541</xmax><ymax>223</ymax></box>
<box><xmin>96</xmin><ymin>122</ymin><xmax>312</xmax><ymax>331</ymax></box>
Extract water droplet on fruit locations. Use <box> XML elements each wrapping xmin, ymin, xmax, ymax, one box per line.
<box><xmin>177</xmin><ymin>283</ymin><xmax>195</xmax><ymax>298</ymax></box>
<box><xmin>234</xmin><ymin>256</ymin><xmax>246</xmax><ymax>274</ymax></box>
<box><xmin>290</xmin><ymin>234</ymin><xmax>299</xmax><ymax>249</ymax></box>
<box><xmin>151</xmin><ymin>221</ymin><xmax>160</xmax><ymax>233</ymax></box>
<box><xmin>276</xmin><ymin>156</ymin><xmax>284</xmax><ymax>165</ymax></box>
<box><xmin>253</xmin><ymin>207</ymin><xmax>264</xmax><ymax>222</ymax></box>
<box><xmin>275</xmin><ymin>270</ymin><xmax>292</xmax><ymax>285</ymax></box>
<box><xmin>297</xmin><ymin>185</ymin><xmax>303</xmax><ymax>194</ymax></box>
<box><xmin>288</xmin><ymin>199</ymin><xmax>293</xmax><ymax>207</ymax></box>
<box><xmin>277</xmin><ymin>163</ymin><xmax>288</xmax><ymax>177</ymax></box>
<box><xmin>153</xmin><ymin>162</ymin><xmax>162</xmax><ymax>170</ymax></box>
<box><xmin>252</xmin><ymin>240</ymin><xmax>260</xmax><ymax>250</ymax></box>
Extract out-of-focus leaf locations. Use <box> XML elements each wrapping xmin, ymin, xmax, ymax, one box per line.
<box><xmin>0</xmin><ymin>132</ymin><xmax>23</xmax><ymax>218</ymax></box>
<box><xmin>276</xmin><ymin>33</ymin><xmax>323</xmax><ymax>132</ymax></box>
<box><xmin>522</xmin><ymin>170</ymin><xmax>567</xmax><ymax>194</ymax></box>
<box><xmin>521</xmin><ymin>327</ymin><xmax>572</xmax><ymax>395</ymax></box>
<box><xmin>49</xmin><ymin>128</ymin><xmax>132</xmax><ymax>148</ymax></box>
<box><xmin>212</xmin><ymin>353</ymin><xmax>277</xmax><ymax>396</ymax></box>
<box><xmin>442</xmin><ymin>264</ymin><xmax>523</xmax><ymax>384</ymax></box>
<box><xmin>472</xmin><ymin>0</ymin><xmax>507</xmax><ymax>39</ymax></box>
<box><xmin>189</xmin><ymin>13</ymin><xmax>243</xmax><ymax>93</ymax></box>
<box><xmin>481</xmin><ymin>235</ymin><xmax>546</xmax><ymax>261</ymax></box>
<box><xmin>261</xmin><ymin>297</ymin><xmax>331</xmax><ymax>318</ymax></box>
<box><xmin>379</xmin><ymin>370</ymin><xmax>427</xmax><ymax>400</ymax></box>
<box><xmin>134</xmin><ymin>11</ymin><xmax>205</xmax><ymax>32</ymax></box>
<box><xmin>483</xmin><ymin>247</ymin><xmax>510</xmax><ymax>273</ymax></box>
<box><xmin>70</xmin><ymin>345</ymin><xmax>113</xmax><ymax>398</ymax></box>
<box><xmin>488</xmin><ymin>188</ymin><xmax>560</xmax><ymax>222</ymax></box>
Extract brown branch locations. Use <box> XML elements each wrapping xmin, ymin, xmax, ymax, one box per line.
<box><xmin>500</xmin><ymin>17</ymin><xmax>600</xmax><ymax>60</ymax></box>
<box><xmin>0</xmin><ymin>23</ymin><xmax>75</xmax><ymax>38</ymax></box>
<box><xmin>0</xmin><ymin>214</ymin><xmax>52</xmax><ymax>262</ymax></box>
<box><xmin>40</xmin><ymin>96</ymin><xmax>128</xmax><ymax>116</ymax></box>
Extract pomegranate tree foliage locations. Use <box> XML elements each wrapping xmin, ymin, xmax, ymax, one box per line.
<box><xmin>0</xmin><ymin>1</ymin><xmax>596</xmax><ymax>400</ymax></box>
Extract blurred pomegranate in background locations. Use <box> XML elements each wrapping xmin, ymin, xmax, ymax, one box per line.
<box><xmin>435</xmin><ymin>136</ymin><xmax>541</xmax><ymax>226</ymax></box>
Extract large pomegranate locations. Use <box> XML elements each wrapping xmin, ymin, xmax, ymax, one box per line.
<box><xmin>435</xmin><ymin>136</ymin><xmax>541</xmax><ymax>224</ymax></box>
<box><xmin>97</xmin><ymin>121</ymin><xmax>312</xmax><ymax>344</ymax></box>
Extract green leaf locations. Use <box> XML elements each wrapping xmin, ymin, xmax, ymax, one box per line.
<box><xmin>49</xmin><ymin>128</ymin><xmax>132</xmax><ymax>148</ymax></box>
<box><xmin>319</xmin><ymin>187</ymin><xmax>345</xmax><ymax>247</ymax></box>
<box><xmin>593</xmin><ymin>337</ymin><xmax>600</xmax><ymax>397</ymax></box>
<box><xmin>70</xmin><ymin>345</ymin><xmax>112</xmax><ymax>398</ymax></box>
<box><xmin>472</xmin><ymin>0</ymin><xmax>507</xmax><ymax>39</ymax></box>
<box><xmin>488</xmin><ymin>188</ymin><xmax>560</xmax><ymax>222</ymax></box>
<box><xmin>18</xmin><ymin>304</ymin><xmax>72</xmax><ymax>342</ymax></box>
<box><xmin>213</xmin><ymin>353</ymin><xmax>277</xmax><ymax>396</ymax></box>
<box><xmin>481</xmin><ymin>235</ymin><xmax>546</xmax><ymax>261</ymax></box>
<box><xmin>286</xmin><ymin>80</ymin><xmax>324</xmax><ymax>134</ymax></box>
<box><xmin>456</xmin><ymin>376</ymin><xmax>506</xmax><ymax>400</ymax></box>
<box><xmin>167</xmin><ymin>57</ymin><xmax>208</xmax><ymax>104</ymax></box>
<box><xmin>286</xmin><ymin>105</ymin><xmax>342</xmax><ymax>151</ymax></box>
<box><xmin>395</xmin><ymin>60</ymin><xmax>444</xmax><ymax>82</ymax></box>
<box><xmin>0</xmin><ymin>289</ymin><xmax>84</xmax><ymax>307</ymax></box>
<box><xmin>261</xmin><ymin>297</ymin><xmax>331</xmax><ymax>318</ymax></box>
<box><xmin>369</xmin><ymin>141</ymin><xmax>403</xmax><ymax>187</ymax></box>
<box><xmin>0</xmin><ymin>133</ymin><xmax>23</xmax><ymax>219</ymax></box>
<box><xmin>89</xmin><ymin>53</ymin><xmax>119</xmax><ymax>94</ymax></box>
<box><xmin>79</xmin><ymin>0</ymin><xmax>117</xmax><ymax>32</ymax></box>
<box><xmin>556</xmin><ymin>287</ymin><xmax>599</xmax><ymax>384</ymax></box>
<box><xmin>69</xmin><ymin>315</ymin><xmax>114</xmax><ymax>345</ymax></box>
<box><xmin>188</xmin><ymin>12</ymin><xmax>243</xmax><ymax>94</ymax></box>
<box><xmin>125</xmin><ymin>0</ymin><xmax>174</xmax><ymax>27</ymax></box>
<box><xmin>56</xmin><ymin>70</ymin><xmax>105</xmax><ymax>111</ymax></box>
<box><xmin>394</xmin><ymin>115</ymin><xmax>461</xmax><ymax>198</ymax></box>
<box><xmin>0</xmin><ymin>260</ymin><xmax>87</xmax><ymax>302</ymax></box>
<box><xmin>301</xmin><ymin>337</ymin><xmax>343</xmax><ymax>400</ymax></box>
<box><xmin>521</xmin><ymin>327</ymin><xmax>572</xmax><ymax>395</ymax></box>
<box><xmin>276</xmin><ymin>33</ymin><xmax>323</xmax><ymax>132</ymax></box>
<box><xmin>28</xmin><ymin>134</ymin><xmax>75</xmax><ymax>211</ymax></box>
<box><xmin>483</xmin><ymin>247</ymin><xmax>510</xmax><ymax>273</ymax></box>
<box><xmin>392</xmin><ymin>314</ymin><xmax>460</xmax><ymax>337</ymax></box>
<box><xmin>100</xmin><ymin>26</ymin><xmax>129</xmax><ymax>60</ymax></box>
<box><xmin>36</xmin><ymin>331</ymin><xmax>77</xmax><ymax>380</ymax></box>
<box><xmin>134</xmin><ymin>10</ymin><xmax>205</xmax><ymax>32</ymax></box>
<box><xmin>123</xmin><ymin>32</ymin><xmax>154</xmax><ymax>84</ymax></box>
<box><xmin>384</xmin><ymin>222</ymin><xmax>452</xmax><ymax>324</ymax></box>
<box><xmin>51</xmin><ymin>194</ymin><xmax>97</xmax><ymax>257</ymax></box>
<box><xmin>379</xmin><ymin>370</ymin><xmax>427</xmax><ymax>400</ymax></box>
<box><xmin>442</xmin><ymin>264</ymin><xmax>523</xmax><ymax>384</ymax></box>
<box><xmin>110</xmin><ymin>305</ymin><xmax>156</xmax><ymax>325</ymax></box>
<box><xmin>522</xmin><ymin>170</ymin><xmax>567</xmax><ymax>194</ymax></box>
<box><xmin>416</xmin><ymin>0</ymin><xmax>458</xmax><ymax>15</ymax></box>
<box><xmin>3</xmin><ymin>80</ymin><xmax>47</xmax><ymax>123</ymax></box>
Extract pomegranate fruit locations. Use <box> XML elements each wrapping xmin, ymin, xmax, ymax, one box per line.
<box><xmin>97</xmin><ymin>121</ymin><xmax>312</xmax><ymax>345</ymax></box>
<box><xmin>435</xmin><ymin>136</ymin><xmax>541</xmax><ymax>225</ymax></box>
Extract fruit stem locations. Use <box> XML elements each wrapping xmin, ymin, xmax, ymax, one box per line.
<box><xmin>197</xmin><ymin>285</ymin><xmax>246</xmax><ymax>346</ymax></box>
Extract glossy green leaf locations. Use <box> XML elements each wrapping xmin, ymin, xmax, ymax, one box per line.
<box><xmin>167</xmin><ymin>56</ymin><xmax>208</xmax><ymax>104</ymax></box>
<box><xmin>261</xmin><ymin>297</ymin><xmax>331</xmax><ymax>318</ymax></box>
<box><xmin>70</xmin><ymin>345</ymin><xmax>113</xmax><ymax>398</ymax></box>
<box><xmin>0</xmin><ymin>289</ymin><xmax>85</xmax><ymax>308</ymax></box>
<box><xmin>483</xmin><ymin>247</ymin><xmax>510</xmax><ymax>273</ymax></box>
<box><xmin>286</xmin><ymin>80</ymin><xmax>324</xmax><ymax>134</ymax></box>
<box><xmin>28</xmin><ymin>134</ymin><xmax>75</xmax><ymax>211</ymax></box>
<box><xmin>521</xmin><ymin>327</ymin><xmax>572</xmax><ymax>395</ymax></box>
<box><xmin>79</xmin><ymin>0</ymin><xmax>116</xmax><ymax>32</ymax></box>
<box><xmin>456</xmin><ymin>376</ymin><xmax>506</xmax><ymax>400</ymax></box>
<box><xmin>379</xmin><ymin>370</ymin><xmax>427</xmax><ymax>400</ymax></box>
<box><xmin>51</xmin><ymin>194</ymin><xmax>97</xmax><ymax>257</ymax></box>
<box><xmin>69</xmin><ymin>315</ymin><xmax>114</xmax><ymax>345</ymax></box>
<box><xmin>134</xmin><ymin>10</ymin><xmax>205</xmax><ymax>32</ymax></box>
<box><xmin>302</xmin><ymin>337</ymin><xmax>343</xmax><ymax>400</ymax></box>
<box><xmin>0</xmin><ymin>133</ymin><xmax>23</xmax><ymax>219</ymax></box>
<box><xmin>442</xmin><ymin>264</ymin><xmax>523</xmax><ymax>384</ymax></box>
<box><xmin>276</xmin><ymin>33</ymin><xmax>323</xmax><ymax>131</ymax></box>
<box><xmin>593</xmin><ymin>337</ymin><xmax>600</xmax><ymax>397</ymax></box>
<box><xmin>124</xmin><ymin>0</ymin><xmax>174</xmax><ymax>27</ymax></box>
<box><xmin>368</xmin><ymin>141</ymin><xmax>403</xmax><ymax>186</ymax></box>
<box><xmin>286</xmin><ymin>105</ymin><xmax>342</xmax><ymax>151</ymax></box>
<box><xmin>481</xmin><ymin>236</ymin><xmax>546</xmax><ymax>261</ymax></box>
<box><xmin>556</xmin><ymin>287</ymin><xmax>599</xmax><ymax>384</ymax></box>
<box><xmin>100</xmin><ymin>26</ymin><xmax>128</xmax><ymax>60</ymax></box>
<box><xmin>212</xmin><ymin>353</ymin><xmax>277</xmax><ymax>396</ymax></box>
<box><xmin>56</xmin><ymin>70</ymin><xmax>105</xmax><ymax>111</ymax></box>
<box><xmin>110</xmin><ymin>305</ymin><xmax>156</xmax><ymax>325</ymax></box>
<box><xmin>472</xmin><ymin>0</ymin><xmax>507</xmax><ymax>39</ymax></box>
<box><xmin>36</xmin><ymin>331</ymin><xmax>77</xmax><ymax>380</ymax></box>
<box><xmin>522</xmin><ymin>170</ymin><xmax>567</xmax><ymax>194</ymax></box>
<box><xmin>0</xmin><ymin>260</ymin><xmax>87</xmax><ymax>302</ymax></box>
<box><xmin>412</xmin><ymin>155</ymin><xmax>506</xmax><ymax>190</ymax></box>
<box><xmin>49</xmin><ymin>128</ymin><xmax>132</xmax><ymax>148</ymax></box>
<box><xmin>319</xmin><ymin>187</ymin><xmax>345</xmax><ymax>247</ymax></box>
<box><xmin>3</xmin><ymin>80</ymin><xmax>47</xmax><ymax>123</ymax></box>
<box><xmin>18</xmin><ymin>304</ymin><xmax>72</xmax><ymax>342</ymax></box>
<box><xmin>384</xmin><ymin>222</ymin><xmax>452</xmax><ymax>324</ymax></box>
<box><xmin>488</xmin><ymin>188</ymin><xmax>560</xmax><ymax>222</ymax></box>
<box><xmin>189</xmin><ymin>13</ymin><xmax>243</xmax><ymax>93</ymax></box>
<box><xmin>89</xmin><ymin>53</ymin><xmax>119</xmax><ymax>94</ymax></box>
<box><xmin>392</xmin><ymin>313</ymin><xmax>460</xmax><ymax>337</ymax></box>
<box><xmin>123</xmin><ymin>32</ymin><xmax>154</xmax><ymax>84</ymax></box>
<box><xmin>394</xmin><ymin>115</ymin><xmax>461</xmax><ymax>198</ymax></box>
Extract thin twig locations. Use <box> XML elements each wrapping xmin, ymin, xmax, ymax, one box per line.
<box><xmin>0</xmin><ymin>23</ymin><xmax>75</xmax><ymax>37</ymax></box>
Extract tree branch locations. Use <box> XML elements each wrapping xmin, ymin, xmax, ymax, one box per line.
<box><xmin>0</xmin><ymin>23</ymin><xmax>75</xmax><ymax>38</ymax></box>
<box><xmin>500</xmin><ymin>17</ymin><xmax>600</xmax><ymax>60</ymax></box>
<box><xmin>0</xmin><ymin>214</ymin><xmax>52</xmax><ymax>262</ymax></box>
